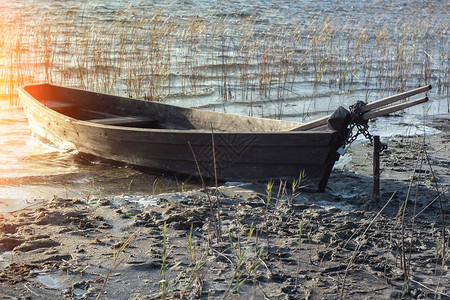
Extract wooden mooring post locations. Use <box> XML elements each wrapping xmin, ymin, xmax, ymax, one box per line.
<box><xmin>372</xmin><ymin>136</ymin><xmax>381</xmax><ymax>201</ymax></box>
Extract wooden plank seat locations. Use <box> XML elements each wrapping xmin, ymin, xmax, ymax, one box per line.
<box><xmin>87</xmin><ymin>115</ymin><xmax>156</xmax><ymax>126</ymax></box>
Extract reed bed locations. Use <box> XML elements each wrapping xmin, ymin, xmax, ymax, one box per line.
<box><xmin>0</xmin><ymin>1</ymin><xmax>448</xmax><ymax>108</ymax></box>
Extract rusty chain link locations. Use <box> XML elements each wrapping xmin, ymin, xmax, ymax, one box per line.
<box><xmin>344</xmin><ymin>101</ymin><xmax>387</xmax><ymax>152</ymax></box>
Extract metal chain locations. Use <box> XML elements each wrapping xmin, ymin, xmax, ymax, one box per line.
<box><xmin>344</xmin><ymin>100</ymin><xmax>387</xmax><ymax>152</ymax></box>
<box><xmin>345</xmin><ymin>100</ymin><xmax>372</xmax><ymax>145</ymax></box>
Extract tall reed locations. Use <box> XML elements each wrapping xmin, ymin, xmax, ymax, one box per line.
<box><xmin>0</xmin><ymin>1</ymin><xmax>448</xmax><ymax>110</ymax></box>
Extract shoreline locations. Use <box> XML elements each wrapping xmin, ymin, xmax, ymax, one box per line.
<box><xmin>0</xmin><ymin>119</ymin><xmax>449</xmax><ymax>299</ymax></box>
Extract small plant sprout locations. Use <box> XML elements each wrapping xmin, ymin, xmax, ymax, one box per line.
<box><xmin>394</xmin><ymin>202</ymin><xmax>405</xmax><ymax>228</ymax></box>
<box><xmin>96</xmin><ymin>230</ymin><xmax>138</xmax><ymax>300</ymax></box>
<box><xmin>275</xmin><ymin>180</ymin><xmax>287</xmax><ymax>209</ymax></box>
<box><xmin>290</xmin><ymin>170</ymin><xmax>306</xmax><ymax>205</ymax></box>
<box><xmin>187</xmin><ymin>223</ymin><xmax>194</xmax><ymax>264</ymax></box>
<box><xmin>399</xmin><ymin>280</ymin><xmax>409</xmax><ymax>299</ymax></box>
<box><xmin>436</xmin><ymin>236</ymin><xmax>440</xmax><ymax>259</ymax></box>
<box><xmin>159</xmin><ymin>221</ymin><xmax>169</xmax><ymax>298</ymax></box>
<box><xmin>84</xmin><ymin>192</ymin><xmax>91</xmax><ymax>203</ymax></box>
<box><xmin>265</xmin><ymin>179</ymin><xmax>274</xmax><ymax>208</ymax></box>
<box><xmin>128</xmin><ymin>179</ymin><xmax>134</xmax><ymax>195</ymax></box>
<box><xmin>152</xmin><ymin>178</ymin><xmax>160</xmax><ymax>195</ymax></box>
<box><xmin>180</xmin><ymin>251</ymin><xmax>208</xmax><ymax>298</ymax></box>
<box><xmin>224</xmin><ymin>223</ymin><xmax>262</xmax><ymax>297</ymax></box>
<box><xmin>264</xmin><ymin>179</ymin><xmax>274</xmax><ymax>255</ymax></box>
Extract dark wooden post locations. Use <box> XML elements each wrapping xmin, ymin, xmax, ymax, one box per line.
<box><xmin>372</xmin><ymin>136</ymin><xmax>381</xmax><ymax>201</ymax></box>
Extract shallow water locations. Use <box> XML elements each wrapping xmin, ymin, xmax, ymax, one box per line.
<box><xmin>0</xmin><ymin>0</ymin><xmax>448</xmax><ymax>211</ymax></box>
<box><xmin>0</xmin><ymin>102</ymin><xmax>198</xmax><ymax>211</ymax></box>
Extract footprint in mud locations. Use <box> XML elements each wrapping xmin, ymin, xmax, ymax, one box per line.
<box><xmin>0</xmin><ymin>223</ymin><xmax>23</xmax><ymax>235</ymax></box>
<box><xmin>127</xmin><ymin>260</ymin><xmax>162</xmax><ymax>271</ymax></box>
<box><xmin>35</xmin><ymin>210</ymin><xmax>88</xmax><ymax>226</ymax></box>
<box><xmin>13</xmin><ymin>237</ymin><xmax>60</xmax><ymax>252</ymax></box>
<box><xmin>0</xmin><ymin>236</ymin><xmax>24</xmax><ymax>252</ymax></box>
<box><xmin>64</xmin><ymin>280</ymin><xmax>93</xmax><ymax>299</ymax></box>
<box><xmin>31</xmin><ymin>254</ymin><xmax>72</xmax><ymax>264</ymax></box>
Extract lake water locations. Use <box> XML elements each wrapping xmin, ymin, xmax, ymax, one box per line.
<box><xmin>0</xmin><ymin>0</ymin><xmax>448</xmax><ymax>211</ymax></box>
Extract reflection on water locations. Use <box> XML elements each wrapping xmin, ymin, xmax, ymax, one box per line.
<box><xmin>0</xmin><ymin>103</ymin><xmax>200</xmax><ymax>212</ymax></box>
<box><xmin>0</xmin><ymin>105</ymin><xmax>31</xmax><ymax>178</ymax></box>
<box><xmin>32</xmin><ymin>270</ymin><xmax>63</xmax><ymax>290</ymax></box>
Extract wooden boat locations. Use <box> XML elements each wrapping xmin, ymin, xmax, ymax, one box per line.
<box><xmin>18</xmin><ymin>84</ymin><xmax>430</xmax><ymax>191</ymax></box>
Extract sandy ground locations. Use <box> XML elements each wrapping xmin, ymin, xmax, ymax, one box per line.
<box><xmin>0</xmin><ymin>118</ymin><xmax>449</xmax><ymax>299</ymax></box>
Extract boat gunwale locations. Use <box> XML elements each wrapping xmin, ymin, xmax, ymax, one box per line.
<box><xmin>19</xmin><ymin>84</ymin><xmax>337</xmax><ymax>135</ymax></box>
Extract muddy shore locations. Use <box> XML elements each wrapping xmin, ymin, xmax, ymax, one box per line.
<box><xmin>0</xmin><ymin>119</ymin><xmax>449</xmax><ymax>299</ymax></box>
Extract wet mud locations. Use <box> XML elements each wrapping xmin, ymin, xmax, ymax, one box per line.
<box><xmin>0</xmin><ymin>121</ymin><xmax>449</xmax><ymax>299</ymax></box>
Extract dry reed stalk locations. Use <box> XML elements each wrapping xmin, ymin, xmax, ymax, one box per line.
<box><xmin>211</xmin><ymin>129</ymin><xmax>222</xmax><ymax>242</ymax></box>
<box><xmin>187</xmin><ymin>141</ymin><xmax>219</xmax><ymax>244</ymax></box>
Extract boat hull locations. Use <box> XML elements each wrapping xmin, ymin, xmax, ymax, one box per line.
<box><xmin>19</xmin><ymin>84</ymin><xmax>348</xmax><ymax>191</ymax></box>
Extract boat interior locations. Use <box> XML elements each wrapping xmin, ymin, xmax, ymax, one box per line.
<box><xmin>24</xmin><ymin>84</ymin><xmax>305</xmax><ymax>132</ymax></box>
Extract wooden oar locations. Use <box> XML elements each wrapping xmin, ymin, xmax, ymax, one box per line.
<box><xmin>286</xmin><ymin>85</ymin><xmax>432</xmax><ymax>131</ymax></box>
<box><xmin>361</xmin><ymin>96</ymin><xmax>429</xmax><ymax>121</ymax></box>
<box><xmin>308</xmin><ymin>97</ymin><xmax>429</xmax><ymax>132</ymax></box>
<box><xmin>360</xmin><ymin>85</ymin><xmax>431</xmax><ymax>113</ymax></box>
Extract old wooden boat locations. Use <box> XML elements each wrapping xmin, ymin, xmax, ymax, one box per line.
<box><xmin>18</xmin><ymin>84</ymin><xmax>430</xmax><ymax>191</ymax></box>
